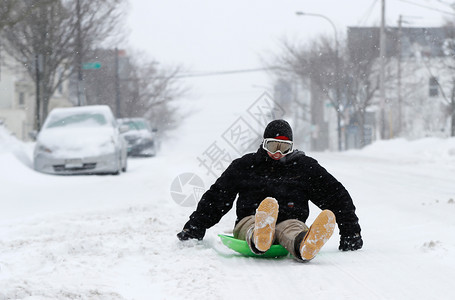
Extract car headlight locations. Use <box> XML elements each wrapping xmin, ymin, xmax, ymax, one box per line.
<box><xmin>100</xmin><ymin>137</ymin><xmax>116</xmax><ymax>151</ymax></box>
<box><xmin>36</xmin><ymin>143</ymin><xmax>53</xmax><ymax>153</ymax></box>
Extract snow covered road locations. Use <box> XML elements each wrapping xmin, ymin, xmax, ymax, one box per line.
<box><xmin>0</xmin><ymin>136</ymin><xmax>454</xmax><ymax>300</ymax></box>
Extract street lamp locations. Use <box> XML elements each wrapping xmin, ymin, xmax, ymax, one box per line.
<box><xmin>295</xmin><ymin>11</ymin><xmax>342</xmax><ymax>151</ymax></box>
<box><xmin>295</xmin><ymin>12</ymin><xmax>338</xmax><ymax>46</ymax></box>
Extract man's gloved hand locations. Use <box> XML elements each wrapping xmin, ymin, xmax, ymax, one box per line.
<box><xmin>177</xmin><ymin>226</ymin><xmax>206</xmax><ymax>241</ymax></box>
<box><xmin>339</xmin><ymin>233</ymin><xmax>363</xmax><ymax>251</ymax></box>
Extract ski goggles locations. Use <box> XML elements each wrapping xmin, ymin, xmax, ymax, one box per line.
<box><xmin>262</xmin><ymin>138</ymin><xmax>294</xmax><ymax>155</ymax></box>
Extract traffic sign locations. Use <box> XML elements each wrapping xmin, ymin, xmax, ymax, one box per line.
<box><xmin>82</xmin><ymin>62</ymin><xmax>101</xmax><ymax>70</ymax></box>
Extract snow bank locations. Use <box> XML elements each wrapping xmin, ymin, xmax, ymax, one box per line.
<box><xmin>0</xmin><ymin>125</ymin><xmax>33</xmax><ymax>169</ymax></box>
<box><xmin>346</xmin><ymin>137</ymin><xmax>455</xmax><ymax>163</ymax></box>
<box><xmin>0</xmin><ymin>125</ymin><xmax>22</xmax><ymax>153</ymax></box>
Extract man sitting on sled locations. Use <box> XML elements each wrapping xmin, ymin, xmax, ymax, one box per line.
<box><xmin>177</xmin><ymin>119</ymin><xmax>363</xmax><ymax>261</ymax></box>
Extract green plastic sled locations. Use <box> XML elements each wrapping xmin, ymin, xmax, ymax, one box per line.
<box><xmin>218</xmin><ymin>234</ymin><xmax>289</xmax><ymax>258</ymax></box>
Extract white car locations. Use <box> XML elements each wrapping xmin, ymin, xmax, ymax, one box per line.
<box><xmin>34</xmin><ymin>105</ymin><xmax>128</xmax><ymax>175</ymax></box>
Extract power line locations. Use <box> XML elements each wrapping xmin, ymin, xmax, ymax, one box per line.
<box><xmin>435</xmin><ymin>0</ymin><xmax>454</xmax><ymax>7</ymax></box>
<box><xmin>396</xmin><ymin>0</ymin><xmax>455</xmax><ymax>16</ymax></box>
<box><xmin>175</xmin><ymin>67</ymin><xmax>278</xmax><ymax>78</ymax></box>
<box><xmin>359</xmin><ymin>0</ymin><xmax>379</xmax><ymax>26</ymax></box>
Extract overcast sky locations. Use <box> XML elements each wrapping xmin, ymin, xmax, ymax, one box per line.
<box><xmin>127</xmin><ymin>0</ymin><xmax>450</xmax><ymax>68</ymax></box>
<box><xmin>125</xmin><ymin>0</ymin><xmax>454</xmax><ymax>135</ymax></box>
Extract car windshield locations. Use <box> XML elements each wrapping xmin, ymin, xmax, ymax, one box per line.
<box><xmin>45</xmin><ymin>113</ymin><xmax>108</xmax><ymax>129</ymax></box>
<box><xmin>123</xmin><ymin>120</ymin><xmax>148</xmax><ymax>130</ymax></box>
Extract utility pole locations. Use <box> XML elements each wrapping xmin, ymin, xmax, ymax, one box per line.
<box><xmin>335</xmin><ymin>36</ymin><xmax>341</xmax><ymax>151</ymax></box>
<box><xmin>379</xmin><ymin>0</ymin><xmax>386</xmax><ymax>139</ymax></box>
<box><xmin>115</xmin><ymin>48</ymin><xmax>121</xmax><ymax>118</ymax></box>
<box><xmin>397</xmin><ymin>15</ymin><xmax>403</xmax><ymax>136</ymax></box>
<box><xmin>76</xmin><ymin>0</ymin><xmax>85</xmax><ymax>106</ymax></box>
<box><xmin>34</xmin><ymin>53</ymin><xmax>41</xmax><ymax>131</ymax></box>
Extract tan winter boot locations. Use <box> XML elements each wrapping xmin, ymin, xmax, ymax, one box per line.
<box><xmin>299</xmin><ymin>210</ymin><xmax>336</xmax><ymax>261</ymax></box>
<box><xmin>253</xmin><ymin>197</ymin><xmax>279</xmax><ymax>252</ymax></box>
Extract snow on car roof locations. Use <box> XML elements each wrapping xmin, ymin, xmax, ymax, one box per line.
<box><xmin>42</xmin><ymin>106</ymin><xmax>116</xmax><ymax>129</ymax></box>
<box><xmin>117</xmin><ymin>117</ymin><xmax>147</xmax><ymax>122</ymax></box>
<box><xmin>50</xmin><ymin>105</ymin><xmax>114</xmax><ymax>117</ymax></box>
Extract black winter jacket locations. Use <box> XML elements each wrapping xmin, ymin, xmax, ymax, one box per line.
<box><xmin>183</xmin><ymin>147</ymin><xmax>361</xmax><ymax>238</ymax></box>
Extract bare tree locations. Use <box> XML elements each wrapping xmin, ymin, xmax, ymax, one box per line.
<box><xmin>83</xmin><ymin>49</ymin><xmax>188</xmax><ymax>134</ymax></box>
<box><xmin>139</xmin><ymin>65</ymin><xmax>189</xmax><ymax>133</ymax></box>
<box><xmin>433</xmin><ymin>23</ymin><xmax>455</xmax><ymax>136</ymax></box>
<box><xmin>273</xmin><ymin>30</ymin><xmax>406</xmax><ymax>149</ymax></box>
<box><xmin>1</xmin><ymin>0</ymin><xmax>124</xmax><ymax>130</ymax></box>
<box><xmin>2</xmin><ymin>0</ymin><xmax>73</xmax><ymax>130</ymax></box>
<box><xmin>0</xmin><ymin>1</ymin><xmax>18</xmax><ymax>30</ymax></box>
<box><xmin>0</xmin><ymin>0</ymin><xmax>56</xmax><ymax>31</ymax></box>
<box><xmin>345</xmin><ymin>35</ymin><xmax>381</xmax><ymax>147</ymax></box>
<box><xmin>274</xmin><ymin>36</ymin><xmax>348</xmax><ymax>150</ymax></box>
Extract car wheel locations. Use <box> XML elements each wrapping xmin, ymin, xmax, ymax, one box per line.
<box><xmin>122</xmin><ymin>157</ymin><xmax>127</xmax><ymax>172</ymax></box>
<box><xmin>112</xmin><ymin>154</ymin><xmax>122</xmax><ymax>175</ymax></box>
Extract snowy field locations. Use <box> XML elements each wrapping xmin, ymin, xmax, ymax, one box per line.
<box><xmin>0</xmin><ymin>124</ymin><xmax>455</xmax><ymax>300</ymax></box>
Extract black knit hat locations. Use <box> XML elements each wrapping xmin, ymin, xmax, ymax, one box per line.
<box><xmin>263</xmin><ymin>119</ymin><xmax>293</xmax><ymax>141</ymax></box>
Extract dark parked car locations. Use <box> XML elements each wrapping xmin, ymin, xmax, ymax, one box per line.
<box><xmin>117</xmin><ymin>118</ymin><xmax>158</xmax><ymax>157</ymax></box>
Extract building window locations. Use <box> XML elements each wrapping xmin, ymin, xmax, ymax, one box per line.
<box><xmin>429</xmin><ymin>76</ymin><xmax>439</xmax><ymax>97</ymax></box>
<box><xmin>18</xmin><ymin>92</ymin><xmax>25</xmax><ymax>106</ymax></box>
